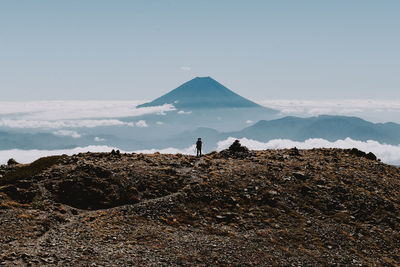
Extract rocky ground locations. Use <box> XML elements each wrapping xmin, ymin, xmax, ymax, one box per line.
<box><xmin>1</xmin><ymin>144</ymin><xmax>400</xmax><ymax>266</ymax></box>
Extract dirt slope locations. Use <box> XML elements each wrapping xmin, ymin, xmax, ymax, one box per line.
<box><xmin>1</xmin><ymin>147</ymin><xmax>399</xmax><ymax>266</ymax></box>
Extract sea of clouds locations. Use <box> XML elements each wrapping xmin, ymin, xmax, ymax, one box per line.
<box><xmin>1</xmin><ymin>137</ymin><xmax>400</xmax><ymax>166</ymax></box>
<box><xmin>0</xmin><ymin>101</ymin><xmax>174</xmax><ymax>129</ymax></box>
<box><xmin>1</xmin><ymin>99</ymin><xmax>400</xmax><ymax>129</ymax></box>
<box><xmin>0</xmin><ymin>101</ymin><xmax>174</xmax><ymax>120</ymax></box>
<box><xmin>1</xmin><ymin>99</ymin><xmax>400</xmax><ymax>130</ymax></box>
<box><xmin>1</xmin><ymin>100</ymin><xmax>400</xmax><ymax>166</ymax></box>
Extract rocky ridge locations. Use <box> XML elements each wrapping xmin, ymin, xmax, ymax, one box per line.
<box><xmin>1</xmin><ymin>146</ymin><xmax>400</xmax><ymax>266</ymax></box>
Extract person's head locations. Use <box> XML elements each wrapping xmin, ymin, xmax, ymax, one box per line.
<box><xmin>198</xmin><ymin>138</ymin><xmax>201</xmax><ymax>141</ymax></box>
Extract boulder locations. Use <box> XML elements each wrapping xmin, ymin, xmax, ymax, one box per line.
<box><xmin>7</xmin><ymin>158</ymin><xmax>19</xmax><ymax>166</ymax></box>
<box><xmin>347</xmin><ymin>148</ymin><xmax>377</xmax><ymax>161</ymax></box>
<box><xmin>228</xmin><ymin>140</ymin><xmax>249</xmax><ymax>153</ymax></box>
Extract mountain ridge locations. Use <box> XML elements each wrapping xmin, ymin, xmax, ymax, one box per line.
<box><xmin>235</xmin><ymin>115</ymin><xmax>400</xmax><ymax>144</ymax></box>
<box><xmin>0</xmin><ymin>148</ymin><xmax>399</xmax><ymax>265</ymax></box>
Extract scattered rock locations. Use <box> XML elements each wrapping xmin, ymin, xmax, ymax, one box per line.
<box><xmin>347</xmin><ymin>148</ymin><xmax>377</xmax><ymax>161</ymax></box>
<box><xmin>110</xmin><ymin>149</ymin><xmax>121</xmax><ymax>157</ymax></box>
<box><xmin>293</xmin><ymin>171</ymin><xmax>309</xmax><ymax>180</ymax></box>
<box><xmin>290</xmin><ymin>147</ymin><xmax>301</xmax><ymax>156</ymax></box>
<box><xmin>7</xmin><ymin>158</ymin><xmax>19</xmax><ymax>166</ymax></box>
<box><xmin>228</xmin><ymin>140</ymin><xmax>249</xmax><ymax>153</ymax></box>
<box><xmin>0</xmin><ymin>148</ymin><xmax>398</xmax><ymax>266</ymax></box>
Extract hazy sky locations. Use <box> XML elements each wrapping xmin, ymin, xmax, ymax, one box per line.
<box><xmin>1</xmin><ymin>0</ymin><xmax>399</xmax><ymax>100</ymax></box>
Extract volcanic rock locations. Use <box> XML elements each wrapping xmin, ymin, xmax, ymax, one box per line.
<box><xmin>0</xmin><ymin>149</ymin><xmax>399</xmax><ymax>266</ymax></box>
<box><xmin>228</xmin><ymin>139</ymin><xmax>249</xmax><ymax>153</ymax></box>
<box><xmin>7</xmin><ymin>158</ymin><xmax>19</xmax><ymax>166</ymax></box>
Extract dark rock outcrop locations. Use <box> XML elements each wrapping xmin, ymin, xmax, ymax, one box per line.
<box><xmin>228</xmin><ymin>139</ymin><xmax>249</xmax><ymax>153</ymax></box>
<box><xmin>7</xmin><ymin>158</ymin><xmax>19</xmax><ymax>166</ymax></box>
<box><xmin>219</xmin><ymin>140</ymin><xmax>250</xmax><ymax>158</ymax></box>
<box><xmin>347</xmin><ymin>148</ymin><xmax>378</xmax><ymax>161</ymax></box>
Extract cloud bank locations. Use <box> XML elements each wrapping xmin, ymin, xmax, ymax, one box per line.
<box><xmin>0</xmin><ymin>119</ymin><xmax>134</xmax><ymax>129</ymax></box>
<box><xmin>177</xmin><ymin>110</ymin><xmax>192</xmax><ymax>115</ymax></box>
<box><xmin>135</xmin><ymin>120</ymin><xmax>148</xmax><ymax>128</ymax></box>
<box><xmin>0</xmin><ymin>101</ymin><xmax>175</xmax><ymax>120</ymax></box>
<box><xmin>180</xmin><ymin>66</ymin><xmax>191</xmax><ymax>71</ymax></box>
<box><xmin>1</xmin><ymin>138</ymin><xmax>400</xmax><ymax>166</ymax></box>
<box><xmin>0</xmin><ymin>101</ymin><xmax>175</xmax><ymax>130</ymax></box>
<box><xmin>2</xmin><ymin>99</ymin><xmax>400</xmax><ymax>131</ymax></box>
<box><xmin>53</xmin><ymin>130</ymin><xmax>81</xmax><ymax>138</ymax></box>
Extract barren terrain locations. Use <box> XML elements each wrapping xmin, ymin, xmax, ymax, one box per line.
<box><xmin>1</xmin><ymin>145</ymin><xmax>400</xmax><ymax>266</ymax></box>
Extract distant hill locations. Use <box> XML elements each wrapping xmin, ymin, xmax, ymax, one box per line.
<box><xmin>2</xmin><ymin>115</ymin><xmax>400</xmax><ymax>152</ymax></box>
<box><xmin>235</xmin><ymin>115</ymin><xmax>400</xmax><ymax>145</ymax></box>
<box><xmin>137</xmin><ymin>77</ymin><xmax>275</xmax><ymax>111</ymax></box>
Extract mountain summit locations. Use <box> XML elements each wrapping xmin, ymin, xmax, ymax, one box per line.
<box><xmin>137</xmin><ymin>77</ymin><xmax>266</xmax><ymax>109</ymax></box>
<box><xmin>1</xmin><ymin>149</ymin><xmax>399</xmax><ymax>265</ymax></box>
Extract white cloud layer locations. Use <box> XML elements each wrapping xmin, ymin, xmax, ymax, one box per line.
<box><xmin>0</xmin><ymin>101</ymin><xmax>175</xmax><ymax>130</ymax></box>
<box><xmin>177</xmin><ymin>110</ymin><xmax>192</xmax><ymax>115</ymax></box>
<box><xmin>135</xmin><ymin>120</ymin><xmax>148</xmax><ymax>127</ymax></box>
<box><xmin>0</xmin><ymin>101</ymin><xmax>175</xmax><ymax>120</ymax></box>
<box><xmin>1</xmin><ymin>99</ymin><xmax>399</xmax><ymax>131</ymax></box>
<box><xmin>53</xmin><ymin>130</ymin><xmax>81</xmax><ymax>138</ymax></box>
<box><xmin>180</xmin><ymin>66</ymin><xmax>191</xmax><ymax>71</ymax></box>
<box><xmin>217</xmin><ymin>137</ymin><xmax>400</xmax><ymax>165</ymax></box>
<box><xmin>0</xmin><ymin>119</ymin><xmax>134</xmax><ymax>129</ymax></box>
<box><xmin>1</xmin><ymin>138</ymin><xmax>400</xmax><ymax>166</ymax></box>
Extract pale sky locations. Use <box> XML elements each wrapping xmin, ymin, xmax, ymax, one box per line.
<box><xmin>1</xmin><ymin>0</ymin><xmax>399</xmax><ymax>100</ymax></box>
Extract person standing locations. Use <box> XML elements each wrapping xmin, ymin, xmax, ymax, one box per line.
<box><xmin>196</xmin><ymin>138</ymin><xmax>202</xmax><ymax>157</ymax></box>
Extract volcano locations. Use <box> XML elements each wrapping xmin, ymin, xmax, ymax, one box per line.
<box><xmin>137</xmin><ymin>77</ymin><xmax>275</xmax><ymax>111</ymax></box>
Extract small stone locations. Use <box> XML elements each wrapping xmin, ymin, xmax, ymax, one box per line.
<box><xmin>268</xmin><ymin>190</ymin><xmax>278</xmax><ymax>196</ymax></box>
<box><xmin>293</xmin><ymin>171</ymin><xmax>308</xmax><ymax>180</ymax></box>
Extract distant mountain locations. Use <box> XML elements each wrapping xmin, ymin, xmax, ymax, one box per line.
<box><xmin>2</xmin><ymin>114</ymin><xmax>400</xmax><ymax>157</ymax></box>
<box><xmin>234</xmin><ymin>115</ymin><xmax>400</xmax><ymax>145</ymax></box>
<box><xmin>137</xmin><ymin>77</ymin><xmax>275</xmax><ymax>111</ymax></box>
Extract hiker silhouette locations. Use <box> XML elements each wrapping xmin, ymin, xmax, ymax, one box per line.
<box><xmin>196</xmin><ymin>138</ymin><xmax>202</xmax><ymax>156</ymax></box>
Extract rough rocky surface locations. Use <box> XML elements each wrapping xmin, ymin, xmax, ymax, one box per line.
<box><xmin>0</xmin><ymin>148</ymin><xmax>400</xmax><ymax>266</ymax></box>
<box><xmin>6</xmin><ymin>158</ymin><xmax>19</xmax><ymax>166</ymax></box>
